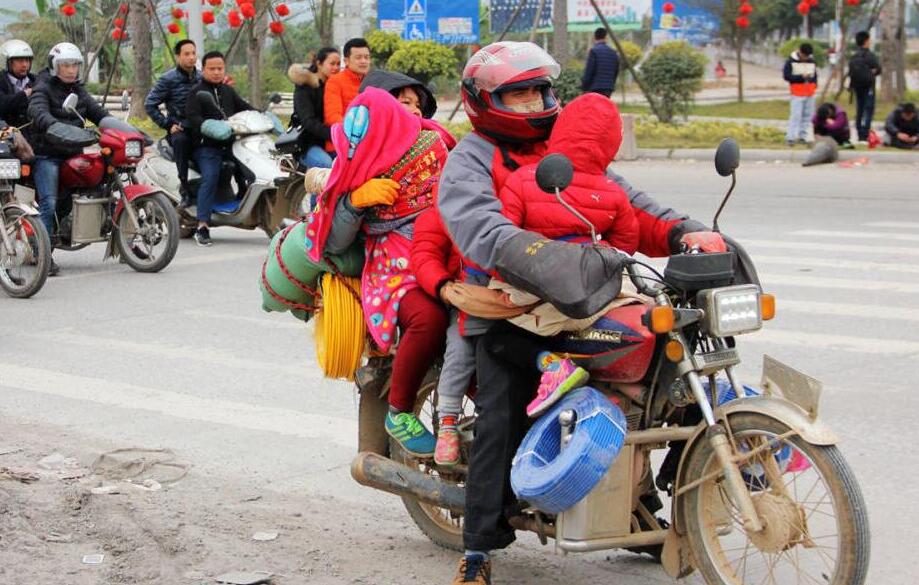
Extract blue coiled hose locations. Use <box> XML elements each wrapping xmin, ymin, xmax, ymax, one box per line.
<box><xmin>510</xmin><ymin>387</ymin><xmax>627</xmax><ymax>515</ymax></box>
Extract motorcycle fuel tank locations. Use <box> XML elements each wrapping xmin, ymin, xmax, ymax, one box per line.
<box><xmin>60</xmin><ymin>153</ymin><xmax>105</xmax><ymax>189</ymax></box>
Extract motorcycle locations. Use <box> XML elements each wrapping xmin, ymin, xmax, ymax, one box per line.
<box><xmin>28</xmin><ymin>94</ymin><xmax>180</xmax><ymax>273</ymax></box>
<box><xmin>349</xmin><ymin>140</ymin><xmax>870</xmax><ymax>584</ymax></box>
<box><xmin>135</xmin><ymin>93</ymin><xmax>307</xmax><ymax>239</ymax></box>
<box><xmin>0</xmin><ymin>128</ymin><xmax>51</xmax><ymax>298</ymax></box>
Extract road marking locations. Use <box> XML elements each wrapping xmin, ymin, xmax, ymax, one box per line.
<box><xmin>777</xmin><ymin>299</ymin><xmax>919</xmax><ymax>322</ymax></box>
<box><xmin>743</xmin><ymin>239</ymin><xmax>919</xmax><ymax>257</ymax></box>
<box><xmin>747</xmin><ymin>329</ymin><xmax>919</xmax><ymax>356</ymax></box>
<box><xmin>183</xmin><ymin>309</ymin><xmax>307</xmax><ymax>330</ymax></box>
<box><xmin>864</xmin><ymin>222</ymin><xmax>919</xmax><ymax>230</ymax></box>
<box><xmin>53</xmin><ymin>250</ymin><xmax>266</xmax><ymax>281</ymax></box>
<box><xmin>25</xmin><ymin>329</ymin><xmax>314</xmax><ymax>378</ymax></box>
<box><xmin>763</xmin><ymin>273</ymin><xmax>919</xmax><ymax>294</ymax></box>
<box><xmin>791</xmin><ymin>230</ymin><xmax>919</xmax><ymax>243</ymax></box>
<box><xmin>754</xmin><ymin>254</ymin><xmax>919</xmax><ymax>275</ymax></box>
<box><xmin>0</xmin><ymin>363</ymin><xmax>357</xmax><ymax>447</ymax></box>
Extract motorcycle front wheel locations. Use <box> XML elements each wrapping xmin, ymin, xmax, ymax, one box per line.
<box><xmin>115</xmin><ymin>193</ymin><xmax>179</xmax><ymax>273</ymax></box>
<box><xmin>0</xmin><ymin>209</ymin><xmax>51</xmax><ymax>299</ymax></box>
<box><xmin>681</xmin><ymin>412</ymin><xmax>870</xmax><ymax>585</ymax></box>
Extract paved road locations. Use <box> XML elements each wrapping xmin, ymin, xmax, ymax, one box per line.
<box><xmin>1</xmin><ymin>160</ymin><xmax>916</xmax><ymax>584</ymax></box>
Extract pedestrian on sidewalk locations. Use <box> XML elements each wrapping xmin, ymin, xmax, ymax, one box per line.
<box><xmin>848</xmin><ymin>31</ymin><xmax>881</xmax><ymax>144</ymax></box>
<box><xmin>581</xmin><ymin>27</ymin><xmax>619</xmax><ymax>98</ymax></box>
<box><xmin>783</xmin><ymin>43</ymin><xmax>818</xmax><ymax>147</ymax></box>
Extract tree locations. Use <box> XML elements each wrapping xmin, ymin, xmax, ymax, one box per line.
<box><xmin>247</xmin><ymin>0</ymin><xmax>268</xmax><ymax>107</ymax></box>
<box><xmin>128</xmin><ymin>0</ymin><xmax>153</xmax><ymax>119</ymax></box>
<box><xmin>366</xmin><ymin>30</ymin><xmax>402</xmax><ymax>66</ymax></box>
<box><xmin>552</xmin><ymin>0</ymin><xmax>569</xmax><ymax>66</ymax></box>
<box><xmin>308</xmin><ymin>0</ymin><xmax>334</xmax><ymax>46</ymax></box>
<box><xmin>640</xmin><ymin>41</ymin><xmax>706</xmax><ymax>123</ymax></box>
<box><xmin>386</xmin><ymin>41</ymin><xmax>459</xmax><ymax>85</ymax></box>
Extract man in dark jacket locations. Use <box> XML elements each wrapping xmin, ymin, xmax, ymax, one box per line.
<box><xmin>0</xmin><ymin>39</ymin><xmax>36</xmax><ymax>130</ymax></box>
<box><xmin>144</xmin><ymin>39</ymin><xmax>200</xmax><ymax>202</ymax></box>
<box><xmin>884</xmin><ymin>103</ymin><xmax>919</xmax><ymax>149</ymax></box>
<box><xmin>848</xmin><ymin>31</ymin><xmax>881</xmax><ymax>143</ymax></box>
<box><xmin>184</xmin><ymin>50</ymin><xmax>254</xmax><ymax>246</ymax></box>
<box><xmin>28</xmin><ymin>42</ymin><xmax>110</xmax><ymax>275</ymax></box>
<box><xmin>581</xmin><ymin>27</ymin><xmax>619</xmax><ymax>97</ymax></box>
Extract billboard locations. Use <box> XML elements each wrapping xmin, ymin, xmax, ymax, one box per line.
<box><xmin>489</xmin><ymin>0</ymin><xmax>552</xmax><ymax>34</ymax></box>
<box><xmin>489</xmin><ymin>0</ymin><xmax>648</xmax><ymax>34</ymax></box>
<box><xmin>650</xmin><ymin>0</ymin><xmax>720</xmax><ymax>46</ymax></box>
<box><xmin>378</xmin><ymin>0</ymin><xmax>480</xmax><ymax>45</ymax></box>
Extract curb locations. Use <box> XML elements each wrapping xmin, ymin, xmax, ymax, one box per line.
<box><xmin>630</xmin><ymin>148</ymin><xmax>919</xmax><ymax>165</ymax></box>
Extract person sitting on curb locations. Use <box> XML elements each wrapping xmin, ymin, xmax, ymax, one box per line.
<box><xmin>883</xmin><ymin>103</ymin><xmax>918</xmax><ymax>150</ymax></box>
<box><xmin>812</xmin><ymin>103</ymin><xmax>852</xmax><ymax>148</ymax></box>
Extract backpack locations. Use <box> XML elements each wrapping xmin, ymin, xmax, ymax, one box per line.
<box><xmin>848</xmin><ymin>52</ymin><xmax>873</xmax><ymax>89</ymax></box>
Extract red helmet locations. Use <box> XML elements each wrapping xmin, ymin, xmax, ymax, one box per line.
<box><xmin>462</xmin><ymin>42</ymin><xmax>561</xmax><ymax>145</ymax></box>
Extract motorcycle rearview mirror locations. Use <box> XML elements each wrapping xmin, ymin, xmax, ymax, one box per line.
<box><xmin>535</xmin><ymin>153</ymin><xmax>598</xmax><ymax>243</ymax></box>
<box><xmin>711</xmin><ymin>137</ymin><xmax>741</xmax><ymax>233</ymax></box>
<box><xmin>267</xmin><ymin>92</ymin><xmax>282</xmax><ymax>105</ymax></box>
<box><xmin>63</xmin><ymin>93</ymin><xmax>87</xmax><ymax>125</ymax></box>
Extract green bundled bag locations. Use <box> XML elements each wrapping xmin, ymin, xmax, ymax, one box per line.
<box><xmin>260</xmin><ymin>221</ymin><xmax>365</xmax><ymax>321</ymax></box>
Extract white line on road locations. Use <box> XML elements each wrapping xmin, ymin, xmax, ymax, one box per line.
<box><xmin>864</xmin><ymin>222</ymin><xmax>919</xmax><ymax>230</ymax></box>
<box><xmin>743</xmin><ymin>239</ymin><xmax>919</xmax><ymax>257</ymax></box>
<box><xmin>0</xmin><ymin>363</ymin><xmax>357</xmax><ymax>447</ymax></box>
<box><xmin>754</xmin><ymin>255</ymin><xmax>919</xmax><ymax>275</ymax></box>
<box><xmin>748</xmin><ymin>329</ymin><xmax>919</xmax><ymax>355</ymax></box>
<box><xmin>777</xmin><ymin>299</ymin><xmax>919</xmax><ymax>322</ymax></box>
<box><xmin>791</xmin><ymin>230</ymin><xmax>919</xmax><ymax>243</ymax></box>
<box><xmin>763</xmin><ymin>273</ymin><xmax>919</xmax><ymax>294</ymax></box>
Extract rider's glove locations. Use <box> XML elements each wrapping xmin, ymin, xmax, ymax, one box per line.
<box><xmin>200</xmin><ymin>119</ymin><xmax>233</xmax><ymax>142</ymax></box>
<box><xmin>679</xmin><ymin>231</ymin><xmax>727</xmax><ymax>253</ymax></box>
<box><xmin>349</xmin><ymin>178</ymin><xmax>399</xmax><ymax>209</ymax></box>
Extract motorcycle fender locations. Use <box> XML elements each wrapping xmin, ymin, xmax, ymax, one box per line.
<box><xmin>2</xmin><ymin>201</ymin><xmax>39</xmax><ymax>216</ymax></box>
<box><xmin>670</xmin><ymin>396</ymin><xmax>838</xmax><ymax>535</ymax></box>
<box><xmin>114</xmin><ymin>184</ymin><xmax>166</xmax><ymax>220</ymax></box>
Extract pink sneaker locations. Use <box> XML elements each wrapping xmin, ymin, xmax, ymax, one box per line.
<box><xmin>527</xmin><ymin>359</ymin><xmax>589</xmax><ymax>418</ymax></box>
<box><xmin>435</xmin><ymin>427</ymin><xmax>460</xmax><ymax>467</ymax></box>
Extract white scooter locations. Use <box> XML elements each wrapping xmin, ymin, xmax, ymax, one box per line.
<box><xmin>136</xmin><ymin>93</ymin><xmax>305</xmax><ymax>238</ymax></box>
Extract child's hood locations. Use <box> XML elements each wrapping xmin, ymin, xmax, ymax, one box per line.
<box><xmin>547</xmin><ymin>93</ymin><xmax>622</xmax><ymax>175</ymax></box>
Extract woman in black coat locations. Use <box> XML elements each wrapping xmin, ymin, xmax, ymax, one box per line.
<box><xmin>288</xmin><ymin>47</ymin><xmax>340</xmax><ymax>168</ymax></box>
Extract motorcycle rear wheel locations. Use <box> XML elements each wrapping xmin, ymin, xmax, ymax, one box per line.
<box><xmin>0</xmin><ymin>210</ymin><xmax>51</xmax><ymax>299</ymax></box>
<box><xmin>115</xmin><ymin>193</ymin><xmax>179</xmax><ymax>273</ymax></box>
<box><xmin>681</xmin><ymin>412</ymin><xmax>870</xmax><ymax>585</ymax></box>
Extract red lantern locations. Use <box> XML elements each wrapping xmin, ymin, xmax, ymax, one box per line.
<box><xmin>61</xmin><ymin>4</ymin><xmax>77</xmax><ymax>16</ymax></box>
<box><xmin>65</xmin><ymin>0</ymin><xmax>79</xmax><ymax>4</ymax></box>
<box><xmin>738</xmin><ymin>3</ymin><xmax>753</xmax><ymax>14</ymax></box>
<box><xmin>735</xmin><ymin>15</ymin><xmax>750</xmax><ymax>27</ymax></box>
<box><xmin>845</xmin><ymin>0</ymin><xmax>859</xmax><ymax>5</ymax></box>
<box><xmin>208</xmin><ymin>0</ymin><xmax>222</xmax><ymax>5</ymax></box>
<box><xmin>239</xmin><ymin>2</ymin><xmax>256</xmax><ymax>17</ymax></box>
<box><xmin>269</xmin><ymin>20</ymin><xmax>284</xmax><ymax>35</ymax></box>
<box><xmin>176</xmin><ymin>0</ymin><xmax>186</xmax><ymax>3</ymax></box>
<box><xmin>112</xmin><ymin>27</ymin><xmax>125</xmax><ymax>40</ymax></box>
<box><xmin>202</xmin><ymin>10</ymin><xmax>215</xmax><ymax>23</ymax></box>
<box><xmin>808</xmin><ymin>0</ymin><xmax>819</xmax><ymax>5</ymax></box>
<box><xmin>171</xmin><ymin>6</ymin><xmax>184</xmax><ymax>18</ymax></box>
<box><xmin>662</xmin><ymin>1</ymin><xmax>675</xmax><ymax>13</ymax></box>
<box><xmin>113</xmin><ymin>17</ymin><xmax>124</xmax><ymax>27</ymax></box>
<box><xmin>118</xmin><ymin>3</ymin><xmax>128</xmax><ymax>13</ymax></box>
<box><xmin>797</xmin><ymin>1</ymin><xmax>810</xmax><ymax>14</ymax></box>
<box><xmin>167</xmin><ymin>22</ymin><xmax>180</xmax><ymax>34</ymax></box>
<box><xmin>276</xmin><ymin>2</ymin><xmax>290</xmax><ymax>16</ymax></box>
<box><xmin>227</xmin><ymin>10</ymin><xmax>242</xmax><ymax>27</ymax></box>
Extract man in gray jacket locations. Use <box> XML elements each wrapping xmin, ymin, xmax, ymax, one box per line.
<box><xmin>439</xmin><ymin>41</ymin><xmax>725</xmax><ymax>584</ymax></box>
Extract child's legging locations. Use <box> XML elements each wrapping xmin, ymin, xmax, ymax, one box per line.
<box><xmin>389</xmin><ymin>288</ymin><xmax>449</xmax><ymax>413</ymax></box>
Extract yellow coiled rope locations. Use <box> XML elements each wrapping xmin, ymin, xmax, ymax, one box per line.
<box><xmin>315</xmin><ymin>273</ymin><xmax>366</xmax><ymax>380</ymax></box>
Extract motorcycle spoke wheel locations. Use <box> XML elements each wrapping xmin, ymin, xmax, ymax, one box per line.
<box><xmin>115</xmin><ymin>194</ymin><xmax>179</xmax><ymax>273</ymax></box>
<box><xmin>682</xmin><ymin>413</ymin><xmax>869</xmax><ymax>585</ymax></box>
<box><xmin>0</xmin><ymin>211</ymin><xmax>50</xmax><ymax>299</ymax></box>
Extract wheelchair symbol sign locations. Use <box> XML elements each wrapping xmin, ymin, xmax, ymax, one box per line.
<box><xmin>407</xmin><ymin>21</ymin><xmax>426</xmax><ymax>40</ymax></box>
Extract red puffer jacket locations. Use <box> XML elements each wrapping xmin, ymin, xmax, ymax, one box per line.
<box><xmin>411</xmin><ymin>207</ymin><xmax>462</xmax><ymax>299</ymax></box>
<box><xmin>498</xmin><ymin>93</ymin><xmax>640</xmax><ymax>254</ymax></box>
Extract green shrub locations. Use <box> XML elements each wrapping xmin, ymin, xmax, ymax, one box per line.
<box><xmin>367</xmin><ymin>30</ymin><xmax>403</xmax><ymax>67</ymax></box>
<box><xmin>640</xmin><ymin>41</ymin><xmax>706</xmax><ymax>123</ymax></box>
<box><xmin>387</xmin><ymin>41</ymin><xmax>459</xmax><ymax>85</ymax></box>
<box><xmin>617</xmin><ymin>40</ymin><xmax>644</xmax><ymax>68</ymax></box>
<box><xmin>906</xmin><ymin>52</ymin><xmax>919</xmax><ymax>71</ymax></box>
<box><xmin>778</xmin><ymin>38</ymin><xmax>829</xmax><ymax>68</ymax></box>
<box><xmin>554</xmin><ymin>68</ymin><xmax>584</xmax><ymax>105</ymax></box>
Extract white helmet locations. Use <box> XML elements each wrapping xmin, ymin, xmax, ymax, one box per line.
<box><xmin>48</xmin><ymin>42</ymin><xmax>84</xmax><ymax>78</ymax></box>
<box><xmin>0</xmin><ymin>39</ymin><xmax>34</xmax><ymax>73</ymax></box>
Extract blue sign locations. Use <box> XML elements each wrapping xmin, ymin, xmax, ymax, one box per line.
<box><xmin>651</xmin><ymin>0</ymin><xmax>720</xmax><ymax>46</ymax></box>
<box><xmin>378</xmin><ymin>0</ymin><xmax>480</xmax><ymax>45</ymax></box>
<box><xmin>489</xmin><ymin>0</ymin><xmax>552</xmax><ymax>34</ymax></box>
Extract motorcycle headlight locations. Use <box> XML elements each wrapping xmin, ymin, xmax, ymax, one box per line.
<box><xmin>0</xmin><ymin>159</ymin><xmax>21</xmax><ymax>179</ymax></box>
<box><xmin>698</xmin><ymin>284</ymin><xmax>763</xmax><ymax>337</ymax></box>
<box><xmin>125</xmin><ymin>140</ymin><xmax>143</xmax><ymax>159</ymax></box>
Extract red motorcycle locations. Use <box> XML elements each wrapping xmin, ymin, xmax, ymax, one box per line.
<box><xmin>36</xmin><ymin>94</ymin><xmax>179</xmax><ymax>272</ymax></box>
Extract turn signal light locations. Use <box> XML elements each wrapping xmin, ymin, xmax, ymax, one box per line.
<box><xmin>649</xmin><ymin>306</ymin><xmax>675</xmax><ymax>333</ymax></box>
<box><xmin>760</xmin><ymin>293</ymin><xmax>776</xmax><ymax>321</ymax></box>
<box><xmin>20</xmin><ymin>164</ymin><xmax>30</xmax><ymax>177</ymax></box>
<box><xmin>101</xmin><ymin>147</ymin><xmax>112</xmax><ymax>156</ymax></box>
<box><xmin>665</xmin><ymin>340</ymin><xmax>684</xmax><ymax>362</ymax></box>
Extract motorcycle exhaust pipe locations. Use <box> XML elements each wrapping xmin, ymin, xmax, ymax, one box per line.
<box><xmin>350</xmin><ymin>452</ymin><xmax>465</xmax><ymax>513</ymax></box>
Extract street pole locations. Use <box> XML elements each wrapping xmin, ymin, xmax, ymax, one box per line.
<box><xmin>187</xmin><ymin>0</ymin><xmax>205</xmax><ymax>56</ymax></box>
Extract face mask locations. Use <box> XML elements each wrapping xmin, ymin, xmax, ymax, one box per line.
<box><xmin>506</xmin><ymin>98</ymin><xmax>544</xmax><ymax>114</ymax></box>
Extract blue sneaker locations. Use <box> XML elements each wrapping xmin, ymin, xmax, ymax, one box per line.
<box><xmin>385</xmin><ymin>412</ymin><xmax>435</xmax><ymax>457</ymax></box>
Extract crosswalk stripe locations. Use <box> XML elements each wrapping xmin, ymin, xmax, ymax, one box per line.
<box><xmin>754</xmin><ymin>254</ymin><xmax>919</xmax><ymax>275</ymax></box>
<box><xmin>791</xmin><ymin>229</ymin><xmax>919</xmax><ymax>243</ymax></box>
<box><xmin>0</xmin><ymin>363</ymin><xmax>357</xmax><ymax>447</ymax></box>
<box><xmin>777</xmin><ymin>299</ymin><xmax>919</xmax><ymax>322</ymax></box>
<box><xmin>864</xmin><ymin>222</ymin><xmax>919</xmax><ymax>230</ymax></box>
<box><xmin>743</xmin><ymin>239</ymin><xmax>919</xmax><ymax>257</ymax></box>
<box><xmin>763</xmin><ymin>273</ymin><xmax>919</xmax><ymax>294</ymax></box>
<box><xmin>746</xmin><ymin>329</ymin><xmax>919</xmax><ymax>356</ymax></box>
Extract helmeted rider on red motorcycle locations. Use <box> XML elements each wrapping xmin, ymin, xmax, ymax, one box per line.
<box><xmin>436</xmin><ymin>41</ymin><xmax>726</xmax><ymax>584</ymax></box>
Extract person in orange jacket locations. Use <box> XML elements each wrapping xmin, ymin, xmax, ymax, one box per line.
<box><xmin>323</xmin><ymin>37</ymin><xmax>371</xmax><ymax>132</ymax></box>
<box><xmin>783</xmin><ymin>43</ymin><xmax>818</xmax><ymax>146</ymax></box>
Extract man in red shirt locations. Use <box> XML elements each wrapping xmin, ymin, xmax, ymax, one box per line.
<box><xmin>323</xmin><ymin>38</ymin><xmax>371</xmax><ymax>127</ymax></box>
